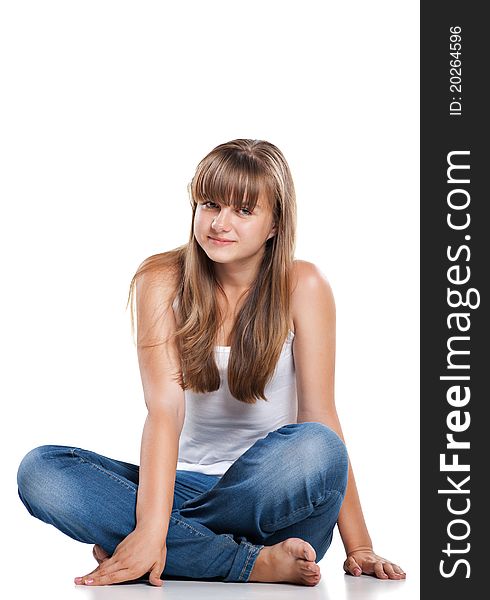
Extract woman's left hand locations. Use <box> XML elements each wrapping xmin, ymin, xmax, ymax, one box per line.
<box><xmin>343</xmin><ymin>548</ymin><xmax>406</xmax><ymax>580</ymax></box>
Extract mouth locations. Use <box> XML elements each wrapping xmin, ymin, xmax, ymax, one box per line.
<box><xmin>208</xmin><ymin>236</ymin><xmax>235</xmax><ymax>245</ymax></box>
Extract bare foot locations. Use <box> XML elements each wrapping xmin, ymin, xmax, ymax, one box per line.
<box><xmin>92</xmin><ymin>544</ymin><xmax>110</xmax><ymax>565</ymax></box>
<box><xmin>249</xmin><ymin>538</ymin><xmax>321</xmax><ymax>586</ymax></box>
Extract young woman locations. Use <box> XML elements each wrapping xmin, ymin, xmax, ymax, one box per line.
<box><xmin>17</xmin><ymin>139</ymin><xmax>406</xmax><ymax>587</ymax></box>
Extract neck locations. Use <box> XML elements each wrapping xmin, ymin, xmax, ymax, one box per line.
<box><xmin>213</xmin><ymin>260</ymin><xmax>262</xmax><ymax>295</ymax></box>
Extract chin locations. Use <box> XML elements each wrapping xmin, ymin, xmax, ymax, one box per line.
<box><xmin>207</xmin><ymin>255</ymin><xmax>236</xmax><ymax>264</ymax></box>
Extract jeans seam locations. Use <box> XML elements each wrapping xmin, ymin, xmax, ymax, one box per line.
<box><xmin>169</xmin><ymin>514</ymin><xmax>207</xmax><ymax>538</ymax></box>
<box><xmin>262</xmin><ymin>489</ymin><xmax>343</xmax><ymax>529</ymax></box>
<box><xmin>70</xmin><ymin>449</ymin><xmax>137</xmax><ymax>495</ymax></box>
<box><xmin>238</xmin><ymin>542</ymin><xmax>256</xmax><ymax>582</ymax></box>
<box><xmin>169</xmin><ymin>515</ymin><xmax>238</xmax><ymax>552</ymax></box>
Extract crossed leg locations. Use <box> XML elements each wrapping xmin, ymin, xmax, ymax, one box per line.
<box><xmin>17</xmin><ymin>422</ymin><xmax>348</xmax><ymax>584</ymax></box>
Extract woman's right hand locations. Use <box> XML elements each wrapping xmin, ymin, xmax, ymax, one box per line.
<box><xmin>74</xmin><ymin>526</ymin><xmax>167</xmax><ymax>587</ymax></box>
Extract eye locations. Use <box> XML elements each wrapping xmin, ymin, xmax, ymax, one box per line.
<box><xmin>238</xmin><ymin>206</ymin><xmax>252</xmax><ymax>216</ymax></box>
<box><xmin>201</xmin><ymin>201</ymin><xmax>251</xmax><ymax>215</ymax></box>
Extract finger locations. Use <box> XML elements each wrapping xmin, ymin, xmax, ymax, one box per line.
<box><xmin>373</xmin><ymin>561</ymin><xmax>389</xmax><ymax>579</ymax></box>
<box><xmin>75</xmin><ymin>564</ymin><xmax>103</xmax><ymax>584</ymax></box>
<box><xmin>148</xmin><ymin>566</ymin><xmax>164</xmax><ymax>587</ymax></box>
<box><xmin>344</xmin><ymin>556</ymin><xmax>362</xmax><ymax>576</ymax></box>
<box><xmin>347</xmin><ymin>557</ymin><xmax>362</xmax><ymax>577</ymax></box>
<box><xmin>75</xmin><ymin>559</ymin><xmax>123</xmax><ymax>585</ymax></box>
<box><xmin>383</xmin><ymin>562</ymin><xmax>404</xmax><ymax>580</ymax></box>
<box><xmin>76</xmin><ymin>555</ymin><xmax>119</xmax><ymax>580</ymax></box>
<box><xmin>392</xmin><ymin>564</ymin><xmax>406</xmax><ymax>578</ymax></box>
<box><xmin>81</xmin><ymin>567</ymin><xmax>133</xmax><ymax>586</ymax></box>
<box><xmin>87</xmin><ymin>560</ymin><xmax>125</xmax><ymax>581</ymax></box>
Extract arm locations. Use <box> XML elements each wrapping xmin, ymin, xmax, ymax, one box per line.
<box><xmin>291</xmin><ymin>261</ymin><xmax>405</xmax><ymax>580</ymax></box>
<box><xmin>134</xmin><ymin>266</ymin><xmax>185</xmax><ymax>536</ymax></box>
<box><xmin>136</xmin><ymin>410</ymin><xmax>182</xmax><ymax>535</ymax></box>
<box><xmin>76</xmin><ymin>266</ymin><xmax>185</xmax><ymax>588</ymax></box>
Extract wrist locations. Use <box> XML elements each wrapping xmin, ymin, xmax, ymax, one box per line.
<box><xmin>135</xmin><ymin>519</ymin><xmax>169</xmax><ymax>538</ymax></box>
<box><xmin>346</xmin><ymin>545</ymin><xmax>373</xmax><ymax>556</ymax></box>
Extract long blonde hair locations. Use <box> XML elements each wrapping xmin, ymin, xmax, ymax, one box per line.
<box><xmin>127</xmin><ymin>139</ymin><xmax>297</xmax><ymax>403</ymax></box>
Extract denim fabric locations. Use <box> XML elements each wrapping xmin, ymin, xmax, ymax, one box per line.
<box><xmin>17</xmin><ymin>422</ymin><xmax>348</xmax><ymax>583</ymax></box>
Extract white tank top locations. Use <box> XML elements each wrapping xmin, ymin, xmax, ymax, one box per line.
<box><xmin>176</xmin><ymin>329</ymin><xmax>298</xmax><ymax>476</ymax></box>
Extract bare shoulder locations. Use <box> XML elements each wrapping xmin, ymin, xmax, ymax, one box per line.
<box><xmin>291</xmin><ymin>259</ymin><xmax>330</xmax><ymax>285</ymax></box>
<box><xmin>134</xmin><ymin>255</ymin><xmax>182</xmax><ymax>344</ymax></box>
<box><xmin>135</xmin><ymin>255</ymin><xmax>180</xmax><ymax>304</ymax></box>
<box><xmin>291</xmin><ymin>260</ymin><xmax>335</xmax><ymax>333</ymax></box>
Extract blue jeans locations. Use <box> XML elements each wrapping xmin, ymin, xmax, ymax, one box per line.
<box><xmin>17</xmin><ymin>422</ymin><xmax>348</xmax><ymax>583</ymax></box>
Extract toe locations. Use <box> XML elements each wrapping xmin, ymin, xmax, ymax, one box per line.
<box><xmin>304</xmin><ymin>573</ymin><xmax>321</xmax><ymax>586</ymax></box>
<box><xmin>302</xmin><ymin>541</ymin><xmax>316</xmax><ymax>562</ymax></box>
<box><xmin>92</xmin><ymin>544</ymin><xmax>109</xmax><ymax>563</ymax></box>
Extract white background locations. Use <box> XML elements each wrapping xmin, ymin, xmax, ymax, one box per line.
<box><xmin>1</xmin><ymin>1</ymin><xmax>419</xmax><ymax>598</ymax></box>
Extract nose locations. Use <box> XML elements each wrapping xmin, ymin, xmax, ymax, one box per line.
<box><xmin>211</xmin><ymin>207</ymin><xmax>232</xmax><ymax>231</ymax></box>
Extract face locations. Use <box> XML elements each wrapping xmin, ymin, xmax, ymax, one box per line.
<box><xmin>193</xmin><ymin>191</ymin><xmax>277</xmax><ymax>265</ymax></box>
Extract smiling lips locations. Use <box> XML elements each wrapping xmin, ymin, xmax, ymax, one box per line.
<box><xmin>209</xmin><ymin>236</ymin><xmax>235</xmax><ymax>244</ymax></box>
